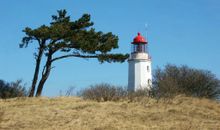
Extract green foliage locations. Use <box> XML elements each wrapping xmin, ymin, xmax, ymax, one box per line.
<box><xmin>20</xmin><ymin>9</ymin><xmax>128</xmax><ymax>63</ymax></box>
<box><xmin>153</xmin><ymin>64</ymin><xmax>220</xmax><ymax>99</ymax></box>
<box><xmin>98</xmin><ymin>54</ymin><xmax>129</xmax><ymax>63</ymax></box>
<box><xmin>0</xmin><ymin>80</ymin><xmax>27</xmax><ymax>99</ymax></box>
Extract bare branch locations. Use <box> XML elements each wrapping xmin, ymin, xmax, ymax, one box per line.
<box><xmin>51</xmin><ymin>54</ymin><xmax>98</xmax><ymax>62</ymax></box>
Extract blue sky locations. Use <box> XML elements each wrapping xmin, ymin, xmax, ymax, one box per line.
<box><xmin>0</xmin><ymin>0</ymin><xmax>220</xmax><ymax>96</ymax></box>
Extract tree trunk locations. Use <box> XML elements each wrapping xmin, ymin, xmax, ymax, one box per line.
<box><xmin>35</xmin><ymin>51</ymin><xmax>52</xmax><ymax>97</ymax></box>
<box><xmin>29</xmin><ymin>46</ymin><xmax>44</xmax><ymax>97</ymax></box>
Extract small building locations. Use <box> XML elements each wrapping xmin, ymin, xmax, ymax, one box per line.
<box><xmin>128</xmin><ymin>33</ymin><xmax>152</xmax><ymax>91</ymax></box>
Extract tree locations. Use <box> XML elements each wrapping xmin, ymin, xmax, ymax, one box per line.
<box><xmin>20</xmin><ymin>10</ymin><xmax>129</xmax><ymax>97</ymax></box>
<box><xmin>153</xmin><ymin>64</ymin><xmax>220</xmax><ymax>99</ymax></box>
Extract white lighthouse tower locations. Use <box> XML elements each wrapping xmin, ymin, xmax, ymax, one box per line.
<box><xmin>128</xmin><ymin>32</ymin><xmax>152</xmax><ymax>91</ymax></box>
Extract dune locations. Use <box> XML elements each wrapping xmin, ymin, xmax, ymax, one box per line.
<box><xmin>0</xmin><ymin>96</ymin><xmax>220</xmax><ymax>130</ymax></box>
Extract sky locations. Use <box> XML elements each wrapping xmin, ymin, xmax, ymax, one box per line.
<box><xmin>0</xmin><ymin>0</ymin><xmax>220</xmax><ymax>97</ymax></box>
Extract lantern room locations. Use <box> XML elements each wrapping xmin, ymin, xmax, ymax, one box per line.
<box><xmin>131</xmin><ymin>32</ymin><xmax>148</xmax><ymax>53</ymax></box>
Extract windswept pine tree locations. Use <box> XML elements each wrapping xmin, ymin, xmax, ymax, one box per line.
<box><xmin>20</xmin><ymin>10</ymin><xmax>129</xmax><ymax>97</ymax></box>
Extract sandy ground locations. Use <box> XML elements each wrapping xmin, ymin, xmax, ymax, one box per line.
<box><xmin>0</xmin><ymin>96</ymin><xmax>220</xmax><ymax>130</ymax></box>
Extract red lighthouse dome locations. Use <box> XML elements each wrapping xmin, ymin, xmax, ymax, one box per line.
<box><xmin>132</xmin><ymin>32</ymin><xmax>147</xmax><ymax>44</ymax></box>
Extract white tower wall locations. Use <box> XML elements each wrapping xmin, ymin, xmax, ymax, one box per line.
<box><xmin>128</xmin><ymin>53</ymin><xmax>152</xmax><ymax>91</ymax></box>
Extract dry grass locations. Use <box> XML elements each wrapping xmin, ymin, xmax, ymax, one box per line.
<box><xmin>0</xmin><ymin>96</ymin><xmax>220</xmax><ymax>130</ymax></box>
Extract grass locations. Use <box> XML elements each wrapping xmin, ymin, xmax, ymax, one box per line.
<box><xmin>0</xmin><ymin>96</ymin><xmax>220</xmax><ymax>130</ymax></box>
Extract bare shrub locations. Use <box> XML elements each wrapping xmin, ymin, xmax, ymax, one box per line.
<box><xmin>65</xmin><ymin>86</ymin><xmax>76</xmax><ymax>96</ymax></box>
<box><xmin>0</xmin><ymin>79</ymin><xmax>27</xmax><ymax>99</ymax></box>
<box><xmin>153</xmin><ymin>64</ymin><xmax>220</xmax><ymax>99</ymax></box>
<box><xmin>80</xmin><ymin>63</ymin><xmax>220</xmax><ymax>102</ymax></box>
<box><xmin>80</xmin><ymin>83</ymin><xmax>127</xmax><ymax>101</ymax></box>
<box><xmin>80</xmin><ymin>84</ymin><xmax>155</xmax><ymax>102</ymax></box>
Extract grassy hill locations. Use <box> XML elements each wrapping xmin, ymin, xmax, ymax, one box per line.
<box><xmin>0</xmin><ymin>96</ymin><xmax>220</xmax><ymax>130</ymax></box>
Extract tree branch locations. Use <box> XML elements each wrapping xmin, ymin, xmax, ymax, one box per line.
<box><xmin>51</xmin><ymin>54</ymin><xmax>98</xmax><ymax>62</ymax></box>
<box><xmin>42</xmin><ymin>65</ymin><xmax>46</xmax><ymax>77</ymax></box>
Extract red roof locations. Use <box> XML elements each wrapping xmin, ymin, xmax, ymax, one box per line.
<box><xmin>132</xmin><ymin>32</ymin><xmax>147</xmax><ymax>44</ymax></box>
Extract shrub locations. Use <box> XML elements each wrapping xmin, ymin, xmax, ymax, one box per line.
<box><xmin>153</xmin><ymin>64</ymin><xmax>220</xmax><ymax>99</ymax></box>
<box><xmin>0</xmin><ymin>79</ymin><xmax>27</xmax><ymax>99</ymax></box>
<box><xmin>80</xmin><ymin>83</ymin><xmax>127</xmax><ymax>101</ymax></box>
<box><xmin>80</xmin><ymin>83</ymin><xmax>154</xmax><ymax>102</ymax></box>
<box><xmin>80</xmin><ymin>64</ymin><xmax>220</xmax><ymax>101</ymax></box>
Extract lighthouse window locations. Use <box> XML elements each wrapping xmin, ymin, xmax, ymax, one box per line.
<box><xmin>148</xmin><ymin>79</ymin><xmax>151</xmax><ymax>85</ymax></box>
<box><xmin>147</xmin><ymin>66</ymin><xmax>149</xmax><ymax>72</ymax></box>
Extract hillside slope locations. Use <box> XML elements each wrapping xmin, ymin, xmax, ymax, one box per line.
<box><xmin>0</xmin><ymin>96</ymin><xmax>220</xmax><ymax>130</ymax></box>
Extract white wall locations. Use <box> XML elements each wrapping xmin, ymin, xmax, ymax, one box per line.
<box><xmin>128</xmin><ymin>53</ymin><xmax>152</xmax><ymax>91</ymax></box>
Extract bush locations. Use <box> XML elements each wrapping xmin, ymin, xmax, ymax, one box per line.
<box><xmin>153</xmin><ymin>64</ymin><xmax>220</xmax><ymax>99</ymax></box>
<box><xmin>80</xmin><ymin>83</ymin><xmax>127</xmax><ymax>101</ymax></box>
<box><xmin>0</xmin><ymin>79</ymin><xmax>27</xmax><ymax>99</ymax></box>
<box><xmin>80</xmin><ymin>64</ymin><xmax>220</xmax><ymax>101</ymax></box>
<box><xmin>80</xmin><ymin>83</ymin><xmax>154</xmax><ymax>102</ymax></box>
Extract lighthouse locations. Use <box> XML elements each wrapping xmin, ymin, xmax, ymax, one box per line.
<box><xmin>128</xmin><ymin>32</ymin><xmax>152</xmax><ymax>91</ymax></box>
